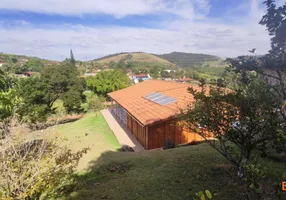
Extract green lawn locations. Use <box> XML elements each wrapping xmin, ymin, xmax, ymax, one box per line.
<box><xmin>54</xmin><ymin>143</ymin><xmax>286</xmax><ymax>200</ymax></box>
<box><xmin>55</xmin><ymin>112</ymin><xmax>121</xmax><ymax>170</ymax></box>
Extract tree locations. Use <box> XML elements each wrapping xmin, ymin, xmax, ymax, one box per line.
<box><xmin>259</xmin><ymin>0</ymin><xmax>286</xmax><ymax>117</ymax></box>
<box><xmin>182</xmin><ymin>73</ymin><xmax>280</xmax><ymax>177</ymax></box>
<box><xmin>70</xmin><ymin>49</ymin><xmax>75</xmax><ymax>65</ymax></box>
<box><xmin>175</xmin><ymin>70</ymin><xmax>184</xmax><ymax>79</ymax></box>
<box><xmin>169</xmin><ymin>70</ymin><xmax>175</xmax><ymax>79</ymax></box>
<box><xmin>150</xmin><ymin>67</ymin><xmax>160</xmax><ymax>79</ymax></box>
<box><xmin>227</xmin><ymin>1</ymin><xmax>286</xmax><ymax>152</ymax></box>
<box><xmin>161</xmin><ymin>71</ymin><xmax>169</xmax><ymax>78</ymax></box>
<box><xmin>11</xmin><ymin>58</ymin><xmax>17</xmax><ymax>64</ymax></box>
<box><xmin>83</xmin><ymin>91</ymin><xmax>105</xmax><ymax>114</ymax></box>
<box><xmin>126</xmin><ymin>61</ymin><xmax>135</xmax><ymax>69</ymax></box>
<box><xmin>90</xmin><ymin>96</ymin><xmax>105</xmax><ymax>115</ymax></box>
<box><xmin>108</xmin><ymin>61</ymin><xmax>117</xmax><ymax>69</ymax></box>
<box><xmin>18</xmin><ymin>62</ymin><xmax>85</xmax><ymax>122</ymax></box>
<box><xmin>0</xmin><ymin>70</ymin><xmax>19</xmax><ymax>138</ymax></box>
<box><xmin>117</xmin><ymin>59</ymin><xmax>127</xmax><ymax>73</ymax></box>
<box><xmin>0</xmin><ymin>125</ymin><xmax>88</xmax><ymax>199</ymax></box>
<box><xmin>17</xmin><ymin>77</ymin><xmax>53</xmax><ymax>123</ymax></box>
<box><xmin>216</xmin><ymin>78</ymin><xmax>225</xmax><ymax>87</ymax></box>
<box><xmin>23</xmin><ymin>59</ymin><xmax>44</xmax><ymax>72</ymax></box>
<box><xmin>85</xmin><ymin>69</ymin><xmax>131</xmax><ymax>97</ymax></box>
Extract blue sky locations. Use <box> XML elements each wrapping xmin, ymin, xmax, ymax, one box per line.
<box><xmin>0</xmin><ymin>0</ymin><xmax>283</xmax><ymax>60</ymax></box>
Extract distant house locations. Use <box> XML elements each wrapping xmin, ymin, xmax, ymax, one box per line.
<box><xmin>164</xmin><ymin>69</ymin><xmax>176</xmax><ymax>73</ymax></box>
<box><xmin>23</xmin><ymin>71</ymin><xmax>34</xmax><ymax>77</ymax></box>
<box><xmin>162</xmin><ymin>78</ymin><xmax>173</xmax><ymax>81</ymax></box>
<box><xmin>0</xmin><ymin>62</ymin><xmax>7</xmax><ymax>67</ymax></box>
<box><xmin>176</xmin><ymin>77</ymin><xmax>192</xmax><ymax>83</ymax></box>
<box><xmin>18</xmin><ymin>58</ymin><xmax>29</xmax><ymax>67</ymax></box>
<box><xmin>92</xmin><ymin>69</ymin><xmax>102</xmax><ymax>73</ymax></box>
<box><xmin>47</xmin><ymin>61</ymin><xmax>60</xmax><ymax>66</ymax></box>
<box><xmin>127</xmin><ymin>69</ymin><xmax>133</xmax><ymax>80</ymax></box>
<box><xmin>127</xmin><ymin>69</ymin><xmax>132</xmax><ymax>75</ymax></box>
<box><xmin>108</xmin><ymin>80</ymin><xmax>210</xmax><ymax>150</ymax></box>
<box><xmin>132</xmin><ymin>73</ymin><xmax>151</xmax><ymax>84</ymax></box>
<box><xmin>20</xmin><ymin>58</ymin><xmax>29</xmax><ymax>62</ymax></box>
<box><xmin>101</xmin><ymin>65</ymin><xmax>109</xmax><ymax>69</ymax></box>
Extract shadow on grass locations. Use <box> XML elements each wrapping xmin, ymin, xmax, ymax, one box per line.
<box><xmin>51</xmin><ymin>145</ymin><xmax>286</xmax><ymax>200</ymax></box>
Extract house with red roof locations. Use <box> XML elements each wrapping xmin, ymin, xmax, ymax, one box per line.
<box><xmin>23</xmin><ymin>71</ymin><xmax>34</xmax><ymax>77</ymax></box>
<box><xmin>132</xmin><ymin>73</ymin><xmax>151</xmax><ymax>84</ymax></box>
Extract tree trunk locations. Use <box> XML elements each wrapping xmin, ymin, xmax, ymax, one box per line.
<box><xmin>237</xmin><ymin>157</ymin><xmax>248</xmax><ymax>178</ymax></box>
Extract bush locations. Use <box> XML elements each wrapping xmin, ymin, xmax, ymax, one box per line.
<box><xmin>83</xmin><ymin>91</ymin><xmax>105</xmax><ymax>114</ymax></box>
<box><xmin>163</xmin><ymin>138</ymin><xmax>176</xmax><ymax>149</ymax></box>
<box><xmin>0</xmin><ymin>129</ymin><xmax>89</xmax><ymax>199</ymax></box>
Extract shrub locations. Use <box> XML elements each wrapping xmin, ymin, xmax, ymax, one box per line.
<box><xmin>83</xmin><ymin>91</ymin><xmax>105</xmax><ymax>114</ymax></box>
<box><xmin>0</xmin><ymin>129</ymin><xmax>89</xmax><ymax>199</ymax></box>
<box><xmin>194</xmin><ymin>190</ymin><xmax>213</xmax><ymax>200</ymax></box>
<box><xmin>163</xmin><ymin>138</ymin><xmax>176</xmax><ymax>149</ymax></box>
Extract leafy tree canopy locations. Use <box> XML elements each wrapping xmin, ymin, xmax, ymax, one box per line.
<box><xmin>85</xmin><ymin>69</ymin><xmax>131</xmax><ymax>97</ymax></box>
<box><xmin>23</xmin><ymin>59</ymin><xmax>44</xmax><ymax>72</ymax></box>
<box><xmin>0</xmin><ymin>70</ymin><xmax>19</xmax><ymax>123</ymax></box>
<box><xmin>182</xmin><ymin>73</ymin><xmax>281</xmax><ymax>177</ymax></box>
<box><xmin>17</xmin><ymin>62</ymin><xmax>85</xmax><ymax>122</ymax></box>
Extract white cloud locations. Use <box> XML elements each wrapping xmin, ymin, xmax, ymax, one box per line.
<box><xmin>0</xmin><ymin>18</ymin><xmax>271</xmax><ymax>61</ymax></box>
<box><xmin>0</xmin><ymin>0</ymin><xmax>209</xmax><ymax>19</ymax></box>
<box><xmin>249</xmin><ymin>0</ymin><xmax>265</xmax><ymax>21</ymax></box>
<box><xmin>0</xmin><ymin>0</ymin><xmax>274</xmax><ymax>60</ymax></box>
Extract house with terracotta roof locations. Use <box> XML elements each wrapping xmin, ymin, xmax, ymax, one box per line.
<box><xmin>108</xmin><ymin>80</ymin><xmax>206</xmax><ymax>150</ymax></box>
<box><xmin>23</xmin><ymin>71</ymin><xmax>34</xmax><ymax>77</ymax></box>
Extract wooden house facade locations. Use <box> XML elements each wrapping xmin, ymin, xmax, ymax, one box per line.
<box><xmin>108</xmin><ymin>80</ymin><xmax>206</xmax><ymax>150</ymax></box>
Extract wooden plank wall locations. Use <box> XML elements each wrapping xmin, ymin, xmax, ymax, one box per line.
<box><xmin>127</xmin><ymin>113</ymin><xmax>205</xmax><ymax>150</ymax></box>
<box><xmin>127</xmin><ymin>113</ymin><xmax>147</xmax><ymax>149</ymax></box>
<box><xmin>147</xmin><ymin>120</ymin><xmax>205</xmax><ymax>150</ymax></box>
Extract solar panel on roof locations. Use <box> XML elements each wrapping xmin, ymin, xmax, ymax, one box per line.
<box><xmin>151</xmin><ymin>95</ymin><xmax>166</xmax><ymax>102</ymax></box>
<box><xmin>159</xmin><ymin>97</ymin><xmax>177</xmax><ymax>105</ymax></box>
<box><xmin>144</xmin><ymin>92</ymin><xmax>177</xmax><ymax>106</ymax></box>
<box><xmin>145</xmin><ymin>93</ymin><xmax>161</xmax><ymax>100</ymax></box>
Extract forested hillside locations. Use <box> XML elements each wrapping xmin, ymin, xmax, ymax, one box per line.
<box><xmin>155</xmin><ymin>51</ymin><xmax>221</xmax><ymax>68</ymax></box>
<box><xmin>0</xmin><ymin>52</ymin><xmax>57</xmax><ymax>73</ymax></box>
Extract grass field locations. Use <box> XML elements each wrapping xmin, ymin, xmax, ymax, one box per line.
<box><xmin>97</xmin><ymin>52</ymin><xmax>173</xmax><ymax>65</ymax></box>
<box><xmin>54</xmin><ymin>113</ymin><xmax>121</xmax><ymax>170</ymax></box>
<box><xmin>54</xmin><ymin>143</ymin><xmax>286</xmax><ymax>200</ymax></box>
<box><xmin>197</xmin><ymin>66</ymin><xmax>226</xmax><ymax>77</ymax></box>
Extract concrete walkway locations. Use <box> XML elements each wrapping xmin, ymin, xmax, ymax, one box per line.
<box><xmin>101</xmin><ymin>109</ymin><xmax>144</xmax><ymax>152</ymax></box>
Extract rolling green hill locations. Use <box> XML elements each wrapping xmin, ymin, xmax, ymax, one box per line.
<box><xmin>155</xmin><ymin>52</ymin><xmax>222</xmax><ymax>68</ymax></box>
<box><xmin>93</xmin><ymin>52</ymin><xmax>174</xmax><ymax>66</ymax></box>
<box><xmin>0</xmin><ymin>52</ymin><xmax>53</xmax><ymax>64</ymax></box>
<box><xmin>92</xmin><ymin>51</ymin><xmax>225</xmax><ymax>71</ymax></box>
<box><xmin>0</xmin><ymin>52</ymin><xmax>57</xmax><ymax>73</ymax></box>
<box><xmin>1</xmin><ymin>51</ymin><xmax>227</xmax><ymax>78</ymax></box>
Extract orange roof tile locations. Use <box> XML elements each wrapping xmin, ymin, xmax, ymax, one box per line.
<box><xmin>108</xmin><ymin>80</ymin><xmax>203</xmax><ymax>126</ymax></box>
